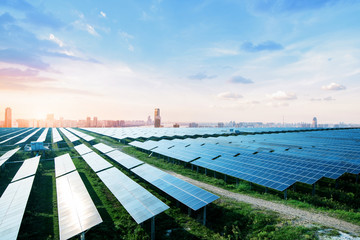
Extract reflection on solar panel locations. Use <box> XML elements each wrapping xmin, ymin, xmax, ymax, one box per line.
<box><xmin>52</xmin><ymin>128</ymin><xmax>63</xmax><ymax>143</ymax></box>
<box><xmin>67</xmin><ymin>128</ymin><xmax>95</xmax><ymax>141</ymax></box>
<box><xmin>93</xmin><ymin>143</ymin><xmax>115</xmax><ymax>154</ymax></box>
<box><xmin>0</xmin><ymin>148</ymin><xmax>20</xmax><ymax>168</ymax></box>
<box><xmin>79</xmin><ymin>151</ymin><xmax>113</xmax><ymax>173</ymax></box>
<box><xmin>0</xmin><ymin>176</ymin><xmax>35</xmax><ymax>240</ymax></box>
<box><xmin>15</xmin><ymin>128</ymin><xmax>42</xmax><ymax>144</ymax></box>
<box><xmin>0</xmin><ymin>128</ymin><xmax>34</xmax><ymax>144</ymax></box>
<box><xmin>132</xmin><ymin>164</ymin><xmax>219</xmax><ymax>210</ymax></box>
<box><xmin>11</xmin><ymin>156</ymin><xmax>40</xmax><ymax>182</ymax></box>
<box><xmin>59</xmin><ymin>128</ymin><xmax>80</xmax><ymax>142</ymax></box>
<box><xmin>97</xmin><ymin>167</ymin><xmax>169</xmax><ymax>224</ymax></box>
<box><xmin>74</xmin><ymin>144</ymin><xmax>92</xmax><ymax>156</ymax></box>
<box><xmin>55</xmin><ymin>153</ymin><xmax>76</xmax><ymax>178</ymax></box>
<box><xmin>0</xmin><ymin>128</ymin><xmax>26</xmax><ymax>140</ymax></box>
<box><xmin>106</xmin><ymin>150</ymin><xmax>143</xmax><ymax>169</ymax></box>
<box><xmin>56</xmin><ymin>171</ymin><xmax>102</xmax><ymax>240</ymax></box>
<box><xmin>36</xmin><ymin>128</ymin><xmax>49</xmax><ymax>142</ymax></box>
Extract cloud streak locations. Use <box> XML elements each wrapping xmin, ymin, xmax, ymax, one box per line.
<box><xmin>241</xmin><ymin>41</ymin><xmax>283</xmax><ymax>52</ymax></box>
<box><xmin>322</xmin><ymin>82</ymin><xmax>346</xmax><ymax>91</ymax></box>
<box><xmin>188</xmin><ymin>72</ymin><xmax>217</xmax><ymax>80</ymax></box>
<box><xmin>229</xmin><ymin>75</ymin><xmax>254</xmax><ymax>84</ymax></box>
<box><xmin>217</xmin><ymin>92</ymin><xmax>243</xmax><ymax>100</ymax></box>
<box><xmin>268</xmin><ymin>91</ymin><xmax>297</xmax><ymax>100</ymax></box>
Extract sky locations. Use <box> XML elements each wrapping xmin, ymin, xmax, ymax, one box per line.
<box><xmin>0</xmin><ymin>0</ymin><xmax>359</xmax><ymax>123</ymax></box>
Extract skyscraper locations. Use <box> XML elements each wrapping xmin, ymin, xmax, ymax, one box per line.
<box><xmin>154</xmin><ymin>108</ymin><xmax>161</xmax><ymax>128</ymax></box>
<box><xmin>93</xmin><ymin>117</ymin><xmax>98</xmax><ymax>127</ymax></box>
<box><xmin>312</xmin><ymin>117</ymin><xmax>318</xmax><ymax>128</ymax></box>
<box><xmin>5</xmin><ymin>107</ymin><xmax>12</xmax><ymax>128</ymax></box>
<box><xmin>86</xmin><ymin>117</ymin><xmax>91</xmax><ymax>127</ymax></box>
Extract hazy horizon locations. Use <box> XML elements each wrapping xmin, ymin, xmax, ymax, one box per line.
<box><xmin>1</xmin><ymin>0</ymin><xmax>359</xmax><ymax>123</ymax></box>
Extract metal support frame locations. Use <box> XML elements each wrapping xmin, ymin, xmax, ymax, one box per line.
<box><xmin>284</xmin><ymin>189</ymin><xmax>287</xmax><ymax>200</ymax></box>
<box><xmin>188</xmin><ymin>207</ymin><xmax>191</xmax><ymax>216</ymax></box>
<box><xmin>236</xmin><ymin>179</ymin><xmax>239</xmax><ymax>186</ymax></box>
<box><xmin>80</xmin><ymin>232</ymin><xmax>85</xmax><ymax>240</ymax></box>
<box><xmin>335</xmin><ymin>179</ymin><xmax>339</xmax><ymax>189</ymax></box>
<box><xmin>196</xmin><ymin>166</ymin><xmax>199</xmax><ymax>173</ymax></box>
<box><xmin>151</xmin><ymin>217</ymin><xmax>155</xmax><ymax>240</ymax></box>
<box><xmin>203</xmin><ymin>206</ymin><xmax>207</xmax><ymax>226</ymax></box>
<box><xmin>224</xmin><ymin>175</ymin><xmax>227</xmax><ymax>183</ymax></box>
<box><xmin>249</xmin><ymin>182</ymin><xmax>252</xmax><ymax>190</ymax></box>
<box><xmin>265</xmin><ymin>187</ymin><xmax>268</xmax><ymax>194</ymax></box>
<box><xmin>312</xmin><ymin>183</ymin><xmax>316</xmax><ymax>196</ymax></box>
<box><xmin>356</xmin><ymin>174</ymin><xmax>359</xmax><ymax>184</ymax></box>
<box><xmin>204</xmin><ymin>168</ymin><xmax>207</xmax><ymax>176</ymax></box>
<box><xmin>214</xmin><ymin>171</ymin><xmax>216</xmax><ymax>178</ymax></box>
<box><xmin>191</xmin><ymin>164</ymin><xmax>194</xmax><ymax>171</ymax></box>
<box><xmin>292</xmin><ymin>184</ymin><xmax>296</xmax><ymax>192</ymax></box>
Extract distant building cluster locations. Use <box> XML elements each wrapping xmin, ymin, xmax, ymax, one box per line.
<box><xmin>0</xmin><ymin>107</ymin><xmax>358</xmax><ymax>128</ymax></box>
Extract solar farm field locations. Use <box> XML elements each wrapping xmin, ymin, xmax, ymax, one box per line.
<box><xmin>0</xmin><ymin>127</ymin><xmax>359</xmax><ymax>239</ymax></box>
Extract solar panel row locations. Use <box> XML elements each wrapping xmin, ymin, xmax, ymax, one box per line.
<box><xmin>0</xmin><ymin>156</ymin><xmax>40</xmax><ymax>240</ymax></box>
<box><xmin>52</xmin><ymin>128</ymin><xmax>63</xmax><ymax>143</ymax></box>
<box><xmin>66</xmin><ymin>128</ymin><xmax>95</xmax><ymax>142</ymax></box>
<box><xmin>0</xmin><ymin>148</ymin><xmax>20</xmax><ymax>168</ymax></box>
<box><xmin>58</xmin><ymin>128</ymin><xmax>80</xmax><ymax>142</ymax></box>
<box><xmin>0</xmin><ymin>128</ymin><xmax>34</xmax><ymax>145</ymax></box>
<box><xmin>15</xmin><ymin>128</ymin><xmax>42</xmax><ymax>144</ymax></box>
<box><xmin>36</xmin><ymin>128</ymin><xmax>49</xmax><ymax>142</ymax></box>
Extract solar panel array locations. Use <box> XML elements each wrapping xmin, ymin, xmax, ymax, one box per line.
<box><xmin>93</xmin><ymin>143</ymin><xmax>143</xmax><ymax>169</ymax></box>
<box><xmin>73</xmin><ymin>143</ymin><xmax>169</xmax><ymax>224</ymax></box>
<box><xmin>54</xmin><ymin>153</ymin><xmax>76</xmax><ymax>178</ymax></box>
<box><xmin>52</xmin><ymin>128</ymin><xmax>63</xmax><ymax>143</ymax></box>
<box><xmin>58</xmin><ymin>128</ymin><xmax>80</xmax><ymax>142</ymax></box>
<box><xmin>130</xmin><ymin>129</ymin><xmax>360</xmax><ymax>192</ymax></box>
<box><xmin>36</xmin><ymin>128</ymin><xmax>49</xmax><ymax>142</ymax></box>
<box><xmin>132</xmin><ymin>164</ymin><xmax>219</xmax><ymax>210</ymax></box>
<box><xmin>74</xmin><ymin>144</ymin><xmax>92</xmax><ymax>156</ymax></box>
<box><xmin>11</xmin><ymin>156</ymin><xmax>40</xmax><ymax>182</ymax></box>
<box><xmin>67</xmin><ymin>128</ymin><xmax>95</xmax><ymax>141</ymax></box>
<box><xmin>0</xmin><ymin>148</ymin><xmax>20</xmax><ymax>168</ymax></box>
<box><xmin>15</xmin><ymin>128</ymin><xmax>41</xmax><ymax>144</ymax></box>
<box><xmin>56</xmin><ymin>171</ymin><xmax>103</xmax><ymax>240</ymax></box>
<box><xmin>97</xmin><ymin>167</ymin><xmax>169</xmax><ymax>224</ymax></box>
<box><xmin>0</xmin><ymin>128</ymin><xmax>34</xmax><ymax>144</ymax></box>
<box><xmin>0</xmin><ymin>155</ymin><xmax>40</xmax><ymax>239</ymax></box>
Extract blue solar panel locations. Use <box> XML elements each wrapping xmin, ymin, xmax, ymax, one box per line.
<box><xmin>132</xmin><ymin>164</ymin><xmax>219</xmax><ymax>210</ymax></box>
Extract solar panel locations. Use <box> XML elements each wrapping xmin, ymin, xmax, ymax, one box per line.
<box><xmin>66</xmin><ymin>128</ymin><xmax>95</xmax><ymax>142</ymax></box>
<box><xmin>11</xmin><ymin>156</ymin><xmax>40</xmax><ymax>182</ymax></box>
<box><xmin>97</xmin><ymin>167</ymin><xmax>169</xmax><ymax>224</ymax></box>
<box><xmin>55</xmin><ymin>153</ymin><xmax>76</xmax><ymax>178</ymax></box>
<box><xmin>0</xmin><ymin>148</ymin><xmax>20</xmax><ymax>168</ymax></box>
<box><xmin>0</xmin><ymin>176</ymin><xmax>35</xmax><ymax>240</ymax></box>
<box><xmin>56</xmin><ymin>171</ymin><xmax>102</xmax><ymax>240</ymax></box>
<box><xmin>106</xmin><ymin>150</ymin><xmax>143</xmax><ymax>169</ymax></box>
<box><xmin>59</xmin><ymin>128</ymin><xmax>80</xmax><ymax>142</ymax></box>
<box><xmin>132</xmin><ymin>164</ymin><xmax>219</xmax><ymax>210</ymax></box>
<box><xmin>79</xmin><ymin>151</ymin><xmax>113</xmax><ymax>173</ymax></box>
<box><xmin>36</xmin><ymin>128</ymin><xmax>49</xmax><ymax>142</ymax></box>
<box><xmin>74</xmin><ymin>144</ymin><xmax>92</xmax><ymax>156</ymax></box>
<box><xmin>0</xmin><ymin>128</ymin><xmax>34</xmax><ymax>144</ymax></box>
<box><xmin>93</xmin><ymin>143</ymin><xmax>115</xmax><ymax>154</ymax></box>
<box><xmin>52</xmin><ymin>128</ymin><xmax>63</xmax><ymax>143</ymax></box>
<box><xmin>15</xmin><ymin>128</ymin><xmax>41</xmax><ymax>144</ymax></box>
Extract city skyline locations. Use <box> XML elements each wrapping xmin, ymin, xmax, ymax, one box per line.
<box><xmin>0</xmin><ymin>1</ymin><xmax>360</xmax><ymax>123</ymax></box>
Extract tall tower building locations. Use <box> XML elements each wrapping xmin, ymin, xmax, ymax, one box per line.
<box><xmin>93</xmin><ymin>117</ymin><xmax>98</xmax><ymax>127</ymax></box>
<box><xmin>5</xmin><ymin>107</ymin><xmax>12</xmax><ymax>128</ymax></box>
<box><xmin>154</xmin><ymin>108</ymin><xmax>161</xmax><ymax>128</ymax></box>
<box><xmin>312</xmin><ymin>117</ymin><xmax>318</xmax><ymax>128</ymax></box>
<box><xmin>86</xmin><ymin>117</ymin><xmax>91</xmax><ymax>127</ymax></box>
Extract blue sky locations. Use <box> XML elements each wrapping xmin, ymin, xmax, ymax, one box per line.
<box><xmin>0</xmin><ymin>0</ymin><xmax>359</xmax><ymax>123</ymax></box>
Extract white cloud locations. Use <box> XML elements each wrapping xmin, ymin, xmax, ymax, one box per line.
<box><xmin>119</xmin><ymin>31</ymin><xmax>134</xmax><ymax>40</ymax></box>
<box><xmin>208</xmin><ymin>48</ymin><xmax>238</xmax><ymax>56</ymax></box>
<box><xmin>86</xmin><ymin>24</ymin><xmax>99</xmax><ymax>36</ymax></box>
<box><xmin>268</xmin><ymin>90</ymin><xmax>297</xmax><ymax>100</ymax></box>
<box><xmin>324</xmin><ymin>96</ymin><xmax>335</xmax><ymax>101</ymax></box>
<box><xmin>322</xmin><ymin>82</ymin><xmax>346</xmax><ymax>91</ymax></box>
<box><xmin>128</xmin><ymin>44</ymin><xmax>134</xmax><ymax>52</ymax></box>
<box><xmin>217</xmin><ymin>91</ymin><xmax>243</xmax><ymax>100</ymax></box>
<box><xmin>49</xmin><ymin>34</ymin><xmax>64</xmax><ymax>47</ymax></box>
<box><xmin>100</xmin><ymin>11</ymin><xmax>106</xmax><ymax>18</ymax></box>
